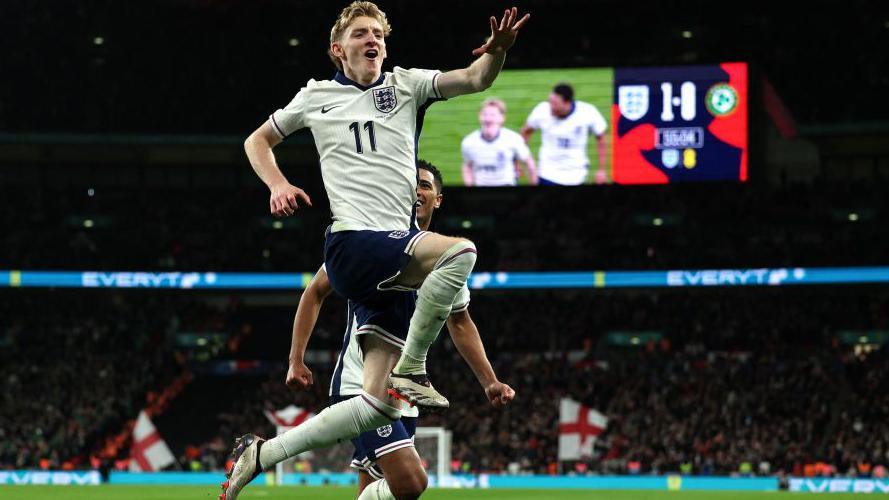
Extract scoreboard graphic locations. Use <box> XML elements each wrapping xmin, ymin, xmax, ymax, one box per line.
<box><xmin>421</xmin><ymin>62</ymin><xmax>747</xmax><ymax>186</ymax></box>
<box><xmin>612</xmin><ymin>62</ymin><xmax>748</xmax><ymax>184</ymax></box>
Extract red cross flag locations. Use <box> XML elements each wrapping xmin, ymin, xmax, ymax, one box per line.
<box><xmin>264</xmin><ymin>405</ymin><xmax>313</xmax><ymax>427</ymax></box>
<box><xmin>558</xmin><ymin>398</ymin><xmax>607</xmax><ymax>461</ymax></box>
<box><xmin>129</xmin><ymin>410</ymin><xmax>176</xmax><ymax>471</ymax></box>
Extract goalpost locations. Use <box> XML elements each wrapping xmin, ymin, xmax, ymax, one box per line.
<box><xmin>273</xmin><ymin>425</ymin><xmax>452</xmax><ymax>486</ymax></box>
<box><xmin>415</xmin><ymin>426</ymin><xmax>453</xmax><ymax>483</ymax></box>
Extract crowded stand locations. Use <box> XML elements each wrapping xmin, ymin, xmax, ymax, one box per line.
<box><xmin>5</xmin><ymin>286</ymin><xmax>889</xmax><ymax>479</ymax></box>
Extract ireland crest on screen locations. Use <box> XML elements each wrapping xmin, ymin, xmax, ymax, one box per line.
<box><xmin>618</xmin><ymin>85</ymin><xmax>649</xmax><ymax>121</ymax></box>
<box><xmin>373</xmin><ymin>86</ymin><xmax>397</xmax><ymax>113</ymax></box>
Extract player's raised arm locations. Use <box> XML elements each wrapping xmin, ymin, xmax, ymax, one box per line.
<box><xmin>244</xmin><ymin>121</ymin><xmax>312</xmax><ymax>218</ymax></box>
<box><xmin>437</xmin><ymin>7</ymin><xmax>530</xmax><ymax>99</ymax></box>
<box><xmin>446</xmin><ymin>309</ymin><xmax>515</xmax><ymax>407</ymax></box>
<box><xmin>286</xmin><ymin>265</ymin><xmax>334</xmax><ymax>390</ymax></box>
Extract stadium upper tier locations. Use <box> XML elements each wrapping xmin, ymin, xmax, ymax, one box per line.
<box><xmin>2</xmin><ymin>180</ymin><xmax>887</xmax><ymax>272</ymax></box>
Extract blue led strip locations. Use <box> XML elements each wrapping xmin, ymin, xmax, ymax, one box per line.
<box><xmin>1</xmin><ymin>267</ymin><xmax>889</xmax><ymax>290</ymax></box>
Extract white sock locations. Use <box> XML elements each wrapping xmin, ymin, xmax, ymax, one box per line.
<box><xmin>258</xmin><ymin>392</ymin><xmax>400</xmax><ymax>469</ymax></box>
<box><xmin>394</xmin><ymin>240</ymin><xmax>477</xmax><ymax>375</ymax></box>
<box><xmin>357</xmin><ymin>478</ymin><xmax>396</xmax><ymax>500</ymax></box>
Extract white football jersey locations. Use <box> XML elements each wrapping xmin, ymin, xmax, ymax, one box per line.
<box><xmin>330</xmin><ymin>284</ymin><xmax>471</xmax><ymax>418</ymax></box>
<box><xmin>461</xmin><ymin>128</ymin><xmax>532</xmax><ymax>186</ymax></box>
<box><xmin>271</xmin><ymin>67</ymin><xmax>443</xmax><ymax>232</ymax></box>
<box><xmin>525</xmin><ymin>100</ymin><xmax>607</xmax><ymax>185</ymax></box>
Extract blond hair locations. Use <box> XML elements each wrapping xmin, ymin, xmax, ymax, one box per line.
<box><xmin>481</xmin><ymin>97</ymin><xmax>507</xmax><ymax>115</ymax></box>
<box><xmin>328</xmin><ymin>1</ymin><xmax>392</xmax><ymax>71</ymax></box>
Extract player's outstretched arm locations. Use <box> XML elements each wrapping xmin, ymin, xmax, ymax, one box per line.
<box><xmin>520</xmin><ymin>124</ymin><xmax>535</xmax><ymax>143</ymax></box>
<box><xmin>462</xmin><ymin>161</ymin><xmax>475</xmax><ymax>186</ymax></box>
<box><xmin>446</xmin><ymin>310</ymin><xmax>515</xmax><ymax>407</ymax></box>
<box><xmin>286</xmin><ymin>266</ymin><xmax>333</xmax><ymax>390</ymax></box>
<box><xmin>244</xmin><ymin>121</ymin><xmax>312</xmax><ymax>217</ymax></box>
<box><xmin>437</xmin><ymin>7</ymin><xmax>530</xmax><ymax>99</ymax></box>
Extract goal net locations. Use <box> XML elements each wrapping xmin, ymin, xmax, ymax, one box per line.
<box><xmin>274</xmin><ymin>426</ymin><xmax>451</xmax><ymax>486</ymax></box>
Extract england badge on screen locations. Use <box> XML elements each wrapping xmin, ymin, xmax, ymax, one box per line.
<box><xmin>618</xmin><ymin>85</ymin><xmax>649</xmax><ymax>121</ymax></box>
<box><xmin>373</xmin><ymin>86</ymin><xmax>397</xmax><ymax>113</ymax></box>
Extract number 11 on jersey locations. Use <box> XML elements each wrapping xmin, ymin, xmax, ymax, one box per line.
<box><xmin>349</xmin><ymin>121</ymin><xmax>377</xmax><ymax>154</ymax></box>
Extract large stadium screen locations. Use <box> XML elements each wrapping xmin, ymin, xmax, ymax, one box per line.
<box><xmin>420</xmin><ymin>62</ymin><xmax>747</xmax><ymax>186</ymax></box>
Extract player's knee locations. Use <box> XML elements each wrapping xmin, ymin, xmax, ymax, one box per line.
<box><xmin>390</xmin><ymin>469</ymin><xmax>427</xmax><ymax>500</ymax></box>
<box><xmin>437</xmin><ymin>239</ymin><xmax>477</xmax><ymax>272</ymax></box>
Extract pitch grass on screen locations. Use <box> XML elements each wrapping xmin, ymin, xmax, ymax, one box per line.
<box><xmin>421</xmin><ymin>67</ymin><xmax>614</xmax><ymax>186</ymax></box>
<box><xmin>0</xmin><ymin>486</ymin><xmax>820</xmax><ymax>500</ymax></box>
<box><xmin>419</xmin><ymin>68</ymin><xmax>614</xmax><ymax>186</ymax></box>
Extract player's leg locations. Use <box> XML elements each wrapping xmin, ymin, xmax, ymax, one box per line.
<box><xmin>223</xmin><ymin>233</ymin><xmax>417</xmax><ymax>499</ymax></box>
<box><xmin>390</xmin><ymin>232</ymin><xmax>477</xmax><ymax>407</ymax></box>
<box><xmin>357</xmin><ymin>470</ymin><xmax>376</xmax><ymax>497</ymax></box>
<box><xmin>360</xmin><ymin>335</ymin><xmax>402</xmax><ymax>401</ymax></box>
<box><xmin>262</xmin><ymin>338</ymin><xmax>400</xmax><ymax>457</ymax></box>
<box><xmin>358</xmin><ymin>448</ymin><xmax>427</xmax><ymax>500</ymax></box>
<box><xmin>353</xmin><ymin>411</ymin><xmax>425</xmax><ymax>500</ymax></box>
<box><xmin>221</xmin><ymin>345</ymin><xmax>402</xmax><ymax>500</ymax></box>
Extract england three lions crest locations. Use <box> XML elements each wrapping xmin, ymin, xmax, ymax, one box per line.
<box><xmin>373</xmin><ymin>86</ymin><xmax>397</xmax><ymax>113</ymax></box>
<box><xmin>618</xmin><ymin>85</ymin><xmax>649</xmax><ymax>121</ymax></box>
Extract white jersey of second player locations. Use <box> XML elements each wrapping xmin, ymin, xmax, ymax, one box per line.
<box><xmin>525</xmin><ymin>101</ymin><xmax>607</xmax><ymax>185</ymax></box>
<box><xmin>330</xmin><ymin>285</ymin><xmax>471</xmax><ymax>417</ymax></box>
<box><xmin>271</xmin><ymin>67</ymin><xmax>443</xmax><ymax>232</ymax></box>
<box><xmin>461</xmin><ymin>128</ymin><xmax>532</xmax><ymax>186</ymax></box>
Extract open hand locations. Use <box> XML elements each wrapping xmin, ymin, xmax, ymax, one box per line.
<box><xmin>472</xmin><ymin>7</ymin><xmax>531</xmax><ymax>57</ymax></box>
<box><xmin>484</xmin><ymin>381</ymin><xmax>516</xmax><ymax>408</ymax></box>
<box><xmin>270</xmin><ymin>182</ymin><xmax>312</xmax><ymax>217</ymax></box>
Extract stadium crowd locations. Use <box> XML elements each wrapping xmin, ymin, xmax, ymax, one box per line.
<box><xmin>4</xmin><ymin>283</ymin><xmax>889</xmax><ymax>478</ymax></box>
<box><xmin>3</xmin><ymin>171</ymin><xmax>889</xmax><ymax>479</ymax></box>
<box><xmin>0</xmin><ymin>291</ymin><xmax>183</xmax><ymax>470</ymax></box>
<box><xmin>4</xmin><ymin>0</ymin><xmax>889</xmax><ymax>486</ymax></box>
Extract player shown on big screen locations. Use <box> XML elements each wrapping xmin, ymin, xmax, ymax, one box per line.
<box><xmin>461</xmin><ymin>98</ymin><xmax>537</xmax><ymax>186</ymax></box>
<box><xmin>521</xmin><ymin>83</ymin><xmax>608</xmax><ymax>185</ymax></box>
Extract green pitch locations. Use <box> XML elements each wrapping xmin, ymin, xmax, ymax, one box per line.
<box><xmin>0</xmin><ymin>485</ymin><xmax>860</xmax><ymax>499</ymax></box>
<box><xmin>420</xmin><ymin>67</ymin><xmax>614</xmax><ymax>186</ymax></box>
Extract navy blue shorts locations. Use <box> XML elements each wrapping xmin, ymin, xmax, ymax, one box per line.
<box><xmin>538</xmin><ymin>176</ymin><xmax>564</xmax><ymax>186</ymax></box>
<box><xmin>331</xmin><ymin>396</ymin><xmax>417</xmax><ymax>479</ymax></box>
<box><xmin>351</xmin><ymin>293</ymin><xmax>416</xmax><ymax>349</ymax></box>
<box><xmin>325</xmin><ymin>227</ymin><xmax>428</xmax><ymax>303</ymax></box>
<box><xmin>326</xmin><ymin>227</ymin><xmax>426</xmax><ymax>347</ymax></box>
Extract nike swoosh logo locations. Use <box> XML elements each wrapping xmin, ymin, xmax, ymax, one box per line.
<box><xmin>321</xmin><ymin>105</ymin><xmax>341</xmax><ymax>114</ymax></box>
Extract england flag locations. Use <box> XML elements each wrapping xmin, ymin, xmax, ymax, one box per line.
<box><xmin>557</xmin><ymin>398</ymin><xmax>608</xmax><ymax>461</ymax></box>
<box><xmin>129</xmin><ymin>410</ymin><xmax>176</xmax><ymax>471</ymax></box>
<box><xmin>264</xmin><ymin>405</ymin><xmax>313</xmax><ymax>427</ymax></box>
